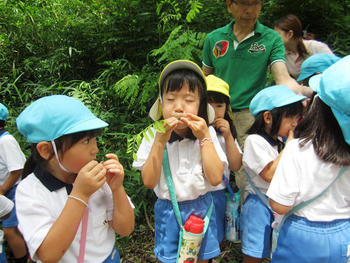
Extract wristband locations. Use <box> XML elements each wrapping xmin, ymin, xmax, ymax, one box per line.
<box><xmin>68</xmin><ymin>195</ymin><xmax>88</xmax><ymax>207</ymax></box>
<box><xmin>200</xmin><ymin>137</ymin><xmax>213</xmax><ymax>147</ymax></box>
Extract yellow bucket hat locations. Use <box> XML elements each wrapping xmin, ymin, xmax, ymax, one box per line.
<box><xmin>206</xmin><ymin>74</ymin><xmax>230</xmax><ymax>98</ymax></box>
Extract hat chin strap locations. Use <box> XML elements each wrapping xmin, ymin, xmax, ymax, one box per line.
<box><xmin>51</xmin><ymin>141</ymin><xmax>71</xmax><ymax>173</ymax></box>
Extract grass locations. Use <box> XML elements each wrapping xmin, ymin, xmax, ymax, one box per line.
<box><xmin>117</xmin><ymin>224</ymin><xmax>271</xmax><ymax>263</ymax></box>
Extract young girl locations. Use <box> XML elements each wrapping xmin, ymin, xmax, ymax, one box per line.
<box><xmin>240</xmin><ymin>85</ymin><xmax>306</xmax><ymax>263</ymax></box>
<box><xmin>206</xmin><ymin>74</ymin><xmax>242</xmax><ymax>244</ymax></box>
<box><xmin>267</xmin><ymin>56</ymin><xmax>350</xmax><ymax>262</ymax></box>
<box><xmin>132</xmin><ymin>60</ymin><xmax>228</xmax><ymax>263</ymax></box>
<box><xmin>15</xmin><ymin>95</ymin><xmax>134</xmax><ymax>263</ymax></box>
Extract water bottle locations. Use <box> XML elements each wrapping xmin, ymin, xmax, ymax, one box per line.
<box><xmin>225</xmin><ymin>190</ymin><xmax>240</xmax><ymax>242</ymax></box>
<box><xmin>178</xmin><ymin>215</ymin><xmax>204</xmax><ymax>263</ymax></box>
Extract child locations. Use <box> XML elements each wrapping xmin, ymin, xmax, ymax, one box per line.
<box><xmin>206</xmin><ymin>74</ymin><xmax>242</xmax><ymax>244</ymax></box>
<box><xmin>132</xmin><ymin>60</ymin><xmax>228</xmax><ymax>263</ymax></box>
<box><xmin>297</xmin><ymin>53</ymin><xmax>341</xmax><ymax>84</ymax></box>
<box><xmin>240</xmin><ymin>85</ymin><xmax>306</xmax><ymax>263</ymax></box>
<box><xmin>0</xmin><ymin>102</ymin><xmax>28</xmax><ymax>263</ymax></box>
<box><xmin>15</xmin><ymin>95</ymin><xmax>134</xmax><ymax>263</ymax></box>
<box><xmin>267</xmin><ymin>56</ymin><xmax>350</xmax><ymax>262</ymax></box>
<box><xmin>0</xmin><ymin>195</ymin><xmax>14</xmax><ymax>263</ymax></box>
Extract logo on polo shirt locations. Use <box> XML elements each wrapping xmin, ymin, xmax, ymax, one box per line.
<box><xmin>248</xmin><ymin>42</ymin><xmax>266</xmax><ymax>53</ymax></box>
<box><xmin>213</xmin><ymin>40</ymin><xmax>229</xmax><ymax>58</ymax></box>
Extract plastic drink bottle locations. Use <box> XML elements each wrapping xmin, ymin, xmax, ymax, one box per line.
<box><xmin>178</xmin><ymin>215</ymin><xmax>204</xmax><ymax>263</ymax></box>
<box><xmin>225</xmin><ymin>190</ymin><xmax>240</xmax><ymax>241</ymax></box>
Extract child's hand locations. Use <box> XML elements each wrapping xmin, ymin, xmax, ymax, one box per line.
<box><xmin>155</xmin><ymin>117</ymin><xmax>179</xmax><ymax>144</ymax></box>
<box><xmin>214</xmin><ymin>118</ymin><xmax>231</xmax><ymax>139</ymax></box>
<box><xmin>72</xmin><ymin>160</ymin><xmax>106</xmax><ymax>200</ymax></box>
<box><xmin>180</xmin><ymin>113</ymin><xmax>209</xmax><ymax>140</ymax></box>
<box><xmin>103</xmin><ymin>153</ymin><xmax>125</xmax><ymax>192</ymax></box>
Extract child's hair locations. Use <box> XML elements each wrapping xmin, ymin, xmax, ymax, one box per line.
<box><xmin>0</xmin><ymin>120</ymin><xmax>5</xmax><ymax>129</ymax></box>
<box><xmin>22</xmin><ymin>129</ymin><xmax>102</xmax><ymax>178</ymax></box>
<box><xmin>161</xmin><ymin>69</ymin><xmax>208</xmax><ymax>140</ymax></box>
<box><xmin>207</xmin><ymin>91</ymin><xmax>237</xmax><ymax>138</ymax></box>
<box><xmin>295</xmin><ymin>96</ymin><xmax>350</xmax><ymax>165</ymax></box>
<box><xmin>274</xmin><ymin>14</ymin><xmax>308</xmax><ymax>60</ymax></box>
<box><xmin>247</xmin><ymin>101</ymin><xmax>303</xmax><ymax>137</ymax></box>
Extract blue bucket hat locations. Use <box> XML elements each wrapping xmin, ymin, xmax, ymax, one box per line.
<box><xmin>0</xmin><ymin>103</ymin><xmax>9</xmax><ymax>121</ymax></box>
<box><xmin>297</xmin><ymin>53</ymin><xmax>341</xmax><ymax>82</ymax></box>
<box><xmin>16</xmin><ymin>95</ymin><xmax>108</xmax><ymax>143</ymax></box>
<box><xmin>250</xmin><ymin>85</ymin><xmax>306</xmax><ymax>117</ymax></box>
<box><xmin>309</xmin><ymin>55</ymin><xmax>350</xmax><ymax>145</ymax></box>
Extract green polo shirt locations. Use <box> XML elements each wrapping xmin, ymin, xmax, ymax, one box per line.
<box><xmin>202</xmin><ymin>20</ymin><xmax>285</xmax><ymax>109</ymax></box>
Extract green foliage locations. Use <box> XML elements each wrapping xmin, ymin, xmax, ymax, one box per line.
<box><xmin>151</xmin><ymin>25</ymin><xmax>207</xmax><ymax>64</ymax></box>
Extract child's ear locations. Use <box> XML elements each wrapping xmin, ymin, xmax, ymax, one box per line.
<box><xmin>36</xmin><ymin>142</ymin><xmax>53</xmax><ymax>160</ymax></box>
<box><xmin>263</xmin><ymin>111</ymin><xmax>273</xmax><ymax>126</ymax></box>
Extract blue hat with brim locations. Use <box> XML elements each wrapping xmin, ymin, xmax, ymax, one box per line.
<box><xmin>309</xmin><ymin>55</ymin><xmax>350</xmax><ymax>145</ymax></box>
<box><xmin>0</xmin><ymin>103</ymin><xmax>9</xmax><ymax>121</ymax></box>
<box><xmin>16</xmin><ymin>95</ymin><xmax>108</xmax><ymax>143</ymax></box>
<box><xmin>250</xmin><ymin>85</ymin><xmax>306</xmax><ymax>117</ymax></box>
<box><xmin>297</xmin><ymin>53</ymin><xmax>341</xmax><ymax>82</ymax></box>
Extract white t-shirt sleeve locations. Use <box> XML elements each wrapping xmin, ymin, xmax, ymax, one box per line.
<box><xmin>16</xmin><ymin>179</ymin><xmax>54</xmax><ymax>260</ymax></box>
<box><xmin>0</xmin><ymin>135</ymin><xmax>26</xmax><ymax>172</ymax></box>
<box><xmin>0</xmin><ymin>195</ymin><xmax>14</xmax><ymax>218</ymax></box>
<box><xmin>243</xmin><ymin>135</ymin><xmax>275</xmax><ymax>175</ymax></box>
<box><xmin>267</xmin><ymin>139</ymin><xmax>300</xmax><ymax>206</ymax></box>
<box><xmin>132</xmin><ymin>128</ymin><xmax>155</xmax><ymax>170</ymax></box>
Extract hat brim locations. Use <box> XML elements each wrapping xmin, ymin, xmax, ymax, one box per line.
<box><xmin>297</xmin><ymin>72</ymin><xmax>312</xmax><ymax>82</ymax></box>
<box><xmin>331</xmin><ymin>107</ymin><xmax>350</xmax><ymax>146</ymax></box>
<box><xmin>149</xmin><ymin>98</ymin><xmax>215</xmax><ymax>124</ymax></box>
<box><xmin>63</xmin><ymin>118</ymin><xmax>108</xmax><ymax>137</ymax></box>
<box><xmin>309</xmin><ymin>74</ymin><xmax>322</xmax><ymax>93</ymax></box>
<box><xmin>159</xmin><ymin>60</ymin><xmax>207</xmax><ymax>90</ymax></box>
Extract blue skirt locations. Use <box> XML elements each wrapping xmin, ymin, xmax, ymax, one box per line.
<box><xmin>154</xmin><ymin>192</ymin><xmax>220</xmax><ymax>263</ymax></box>
<box><xmin>272</xmin><ymin>215</ymin><xmax>350</xmax><ymax>263</ymax></box>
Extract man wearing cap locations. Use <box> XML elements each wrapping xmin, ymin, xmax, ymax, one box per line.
<box><xmin>202</xmin><ymin>0</ymin><xmax>310</xmax><ymax>192</ymax></box>
<box><xmin>0</xmin><ymin>103</ymin><xmax>28</xmax><ymax>263</ymax></box>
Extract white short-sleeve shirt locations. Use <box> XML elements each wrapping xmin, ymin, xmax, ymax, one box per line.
<box><xmin>16</xmin><ymin>168</ymin><xmax>133</xmax><ymax>262</ymax></box>
<box><xmin>132</xmin><ymin>126</ymin><xmax>228</xmax><ymax>201</ymax></box>
<box><xmin>0</xmin><ymin>134</ymin><xmax>26</xmax><ymax>185</ymax></box>
<box><xmin>243</xmin><ymin>134</ymin><xmax>279</xmax><ymax>195</ymax></box>
<box><xmin>267</xmin><ymin>139</ymin><xmax>350</xmax><ymax>221</ymax></box>
<box><xmin>211</xmin><ymin>133</ymin><xmax>242</xmax><ymax>191</ymax></box>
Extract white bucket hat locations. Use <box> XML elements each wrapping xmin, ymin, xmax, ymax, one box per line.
<box><xmin>149</xmin><ymin>60</ymin><xmax>215</xmax><ymax>123</ymax></box>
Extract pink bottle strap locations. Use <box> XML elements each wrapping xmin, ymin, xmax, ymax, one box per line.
<box><xmin>78</xmin><ymin>207</ymin><xmax>89</xmax><ymax>263</ymax></box>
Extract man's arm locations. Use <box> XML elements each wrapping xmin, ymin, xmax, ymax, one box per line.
<box><xmin>271</xmin><ymin>61</ymin><xmax>313</xmax><ymax>97</ymax></box>
<box><xmin>202</xmin><ymin>65</ymin><xmax>214</xmax><ymax>76</ymax></box>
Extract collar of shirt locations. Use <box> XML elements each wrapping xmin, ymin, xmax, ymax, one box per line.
<box><xmin>224</xmin><ymin>19</ymin><xmax>263</xmax><ymax>39</ymax></box>
<box><xmin>168</xmin><ymin>132</ymin><xmax>185</xmax><ymax>143</ymax></box>
<box><xmin>259</xmin><ymin>132</ymin><xmax>285</xmax><ymax>153</ymax></box>
<box><xmin>34</xmin><ymin>166</ymin><xmax>73</xmax><ymax>194</ymax></box>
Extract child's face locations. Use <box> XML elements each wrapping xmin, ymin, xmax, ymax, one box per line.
<box><xmin>209</xmin><ymin>102</ymin><xmax>226</xmax><ymax>120</ymax></box>
<box><xmin>60</xmin><ymin>136</ymin><xmax>99</xmax><ymax>174</ymax></box>
<box><xmin>278</xmin><ymin>115</ymin><xmax>299</xmax><ymax>137</ymax></box>
<box><xmin>161</xmin><ymin>82</ymin><xmax>200</xmax><ymax>132</ymax></box>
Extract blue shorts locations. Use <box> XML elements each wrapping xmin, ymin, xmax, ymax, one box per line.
<box><xmin>272</xmin><ymin>215</ymin><xmax>350</xmax><ymax>263</ymax></box>
<box><xmin>103</xmin><ymin>246</ymin><xmax>120</xmax><ymax>263</ymax></box>
<box><xmin>211</xmin><ymin>189</ymin><xmax>226</xmax><ymax>243</ymax></box>
<box><xmin>154</xmin><ymin>192</ymin><xmax>220</xmax><ymax>263</ymax></box>
<box><xmin>240</xmin><ymin>194</ymin><xmax>273</xmax><ymax>258</ymax></box>
<box><xmin>2</xmin><ymin>185</ymin><xmax>18</xmax><ymax>228</ymax></box>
